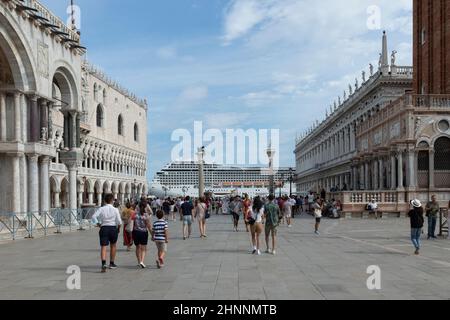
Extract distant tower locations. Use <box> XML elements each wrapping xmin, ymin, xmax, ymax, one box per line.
<box><xmin>413</xmin><ymin>0</ymin><xmax>450</xmax><ymax>94</ymax></box>
<box><xmin>266</xmin><ymin>143</ymin><xmax>275</xmax><ymax>196</ymax></box>
<box><xmin>380</xmin><ymin>31</ymin><xmax>390</xmax><ymax>75</ymax></box>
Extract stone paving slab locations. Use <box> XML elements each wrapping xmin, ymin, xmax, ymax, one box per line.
<box><xmin>0</xmin><ymin>214</ymin><xmax>449</xmax><ymax>300</ymax></box>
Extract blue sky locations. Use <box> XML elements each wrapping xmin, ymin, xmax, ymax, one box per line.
<box><xmin>41</xmin><ymin>0</ymin><xmax>413</xmax><ymax>181</ymax></box>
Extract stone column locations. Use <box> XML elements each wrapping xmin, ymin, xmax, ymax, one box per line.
<box><xmin>378</xmin><ymin>158</ymin><xmax>384</xmax><ymax>190</ymax></box>
<box><xmin>39</xmin><ymin>99</ymin><xmax>48</xmax><ymax>142</ymax></box>
<box><xmin>390</xmin><ymin>154</ymin><xmax>396</xmax><ymax>190</ymax></box>
<box><xmin>407</xmin><ymin>149</ymin><xmax>416</xmax><ymax>188</ymax></box>
<box><xmin>78</xmin><ymin>192</ymin><xmax>84</xmax><ymax>207</ymax></box>
<box><xmin>97</xmin><ymin>192</ymin><xmax>102</xmax><ymax>206</ymax></box>
<box><xmin>429</xmin><ymin>150</ymin><xmax>435</xmax><ymax>189</ymax></box>
<box><xmin>9</xmin><ymin>153</ymin><xmax>22</xmax><ymax>213</ymax></box>
<box><xmin>39</xmin><ymin>157</ymin><xmax>50</xmax><ymax>212</ymax></box>
<box><xmin>28</xmin><ymin>154</ymin><xmax>40</xmax><ymax>213</ymax></box>
<box><xmin>21</xmin><ymin>94</ymin><xmax>27</xmax><ymax>143</ymax></box>
<box><xmin>339</xmin><ymin>175</ymin><xmax>343</xmax><ymax>190</ymax></box>
<box><xmin>68</xmin><ymin>165</ymin><xmax>78</xmax><ymax>211</ymax></box>
<box><xmin>14</xmin><ymin>92</ymin><xmax>21</xmax><ymax>142</ymax></box>
<box><xmin>397</xmin><ymin>151</ymin><xmax>404</xmax><ymax>190</ymax></box>
<box><xmin>0</xmin><ymin>93</ymin><xmax>6</xmax><ymax>141</ymax></box>
<box><xmin>88</xmin><ymin>192</ymin><xmax>94</xmax><ymax>205</ymax></box>
<box><xmin>20</xmin><ymin>154</ymin><xmax>28</xmax><ymax>213</ymax></box>
<box><xmin>373</xmin><ymin>158</ymin><xmax>378</xmax><ymax>190</ymax></box>
<box><xmin>53</xmin><ymin>192</ymin><xmax>61</xmax><ymax>209</ymax></box>
<box><xmin>29</xmin><ymin>96</ymin><xmax>39</xmax><ymax>142</ymax></box>
<box><xmin>364</xmin><ymin>162</ymin><xmax>369</xmax><ymax>190</ymax></box>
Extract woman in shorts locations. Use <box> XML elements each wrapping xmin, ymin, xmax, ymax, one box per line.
<box><xmin>248</xmin><ymin>197</ymin><xmax>264</xmax><ymax>255</ymax></box>
<box><xmin>132</xmin><ymin>200</ymin><xmax>152</xmax><ymax>268</ymax></box>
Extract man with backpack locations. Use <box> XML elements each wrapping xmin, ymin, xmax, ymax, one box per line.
<box><xmin>264</xmin><ymin>194</ymin><xmax>281</xmax><ymax>255</ymax></box>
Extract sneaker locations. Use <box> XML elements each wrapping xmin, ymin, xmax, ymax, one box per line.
<box><xmin>315</xmin><ymin>231</ymin><xmax>320</xmax><ymax>235</ymax></box>
<box><xmin>139</xmin><ymin>262</ymin><xmax>147</xmax><ymax>269</ymax></box>
<box><xmin>160</xmin><ymin>259</ymin><xmax>165</xmax><ymax>267</ymax></box>
<box><xmin>156</xmin><ymin>259</ymin><xmax>161</xmax><ymax>269</ymax></box>
<box><xmin>252</xmin><ymin>249</ymin><xmax>257</xmax><ymax>255</ymax></box>
<box><xmin>272</xmin><ymin>250</ymin><xmax>277</xmax><ymax>255</ymax></box>
<box><xmin>101</xmin><ymin>265</ymin><xmax>107</xmax><ymax>273</ymax></box>
<box><xmin>265</xmin><ymin>249</ymin><xmax>271</xmax><ymax>254</ymax></box>
<box><xmin>288</xmin><ymin>225</ymin><xmax>292</xmax><ymax>228</ymax></box>
<box><xmin>257</xmin><ymin>250</ymin><xmax>261</xmax><ymax>256</ymax></box>
<box><xmin>109</xmin><ymin>263</ymin><xmax>118</xmax><ymax>269</ymax></box>
<box><xmin>183</xmin><ymin>237</ymin><xmax>186</xmax><ymax>240</ymax></box>
<box><xmin>414</xmin><ymin>249</ymin><xmax>420</xmax><ymax>255</ymax></box>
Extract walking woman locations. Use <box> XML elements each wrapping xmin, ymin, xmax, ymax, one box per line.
<box><xmin>195</xmin><ymin>197</ymin><xmax>208</xmax><ymax>238</ymax></box>
<box><xmin>132</xmin><ymin>200</ymin><xmax>152</xmax><ymax>268</ymax></box>
<box><xmin>313</xmin><ymin>198</ymin><xmax>323</xmax><ymax>235</ymax></box>
<box><xmin>243</xmin><ymin>194</ymin><xmax>251</xmax><ymax>232</ymax></box>
<box><xmin>121</xmin><ymin>202</ymin><xmax>134</xmax><ymax>251</ymax></box>
<box><xmin>248</xmin><ymin>196</ymin><xmax>264</xmax><ymax>255</ymax></box>
<box><xmin>169</xmin><ymin>199</ymin><xmax>176</xmax><ymax>221</ymax></box>
<box><xmin>408</xmin><ymin>199</ymin><xmax>424</xmax><ymax>255</ymax></box>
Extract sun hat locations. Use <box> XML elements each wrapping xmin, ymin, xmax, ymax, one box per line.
<box><xmin>410</xmin><ymin>199</ymin><xmax>422</xmax><ymax>208</ymax></box>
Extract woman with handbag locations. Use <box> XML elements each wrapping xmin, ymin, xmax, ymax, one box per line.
<box><xmin>121</xmin><ymin>202</ymin><xmax>134</xmax><ymax>251</ymax></box>
<box><xmin>248</xmin><ymin>197</ymin><xmax>264</xmax><ymax>255</ymax></box>
<box><xmin>194</xmin><ymin>197</ymin><xmax>208</xmax><ymax>238</ymax></box>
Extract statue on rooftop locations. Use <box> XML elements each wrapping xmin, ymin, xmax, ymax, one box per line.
<box><xmin>362</xmin><ymin>70</ymin><xmax>366</xmax><ymax>83</ymax></box>
<box><xmin>391</xmin><ymin>50</ymin><xmax>397</xmax><ymax>66</ymax></box>
<box><xmin>369</xmin><ymin>63</ymin><xmax>374</xmax><ymax>76</ymax></box>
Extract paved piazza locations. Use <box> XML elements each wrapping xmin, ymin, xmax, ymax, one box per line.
<box><xmin>0</xmin><ymin>215</ymin><xmax>449</xmax><ymax>300</ymax></box>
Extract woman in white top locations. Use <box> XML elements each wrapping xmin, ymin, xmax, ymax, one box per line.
<box><xmin>247</xmin><ymin>197</ymin><xmax>264</xmax><ymax>255</ymax></box>
<box><xmin>194</xmin><ymin>197</ymin><xmax>208</xmax><ymax>238</ymax></box>
<box><xmin>169</xmin><ymin>200</ymin><xmax>176</xmax><ymax>222</ymax></box>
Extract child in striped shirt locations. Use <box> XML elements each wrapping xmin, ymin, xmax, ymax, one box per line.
<box><xmin>152</xmin><ymin>210</ymin><xmax>169</xmax><ymax>268</ymax></box>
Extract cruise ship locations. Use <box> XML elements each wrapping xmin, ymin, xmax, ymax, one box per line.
<box><xmin>149</xmin><ymin>161</ymin><xmax>296</xmax><ymax>198</ymax></box>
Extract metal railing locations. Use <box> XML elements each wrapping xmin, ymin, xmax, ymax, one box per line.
<box><xmin>0</xmin><ymin>207</ymin><xmax>99</xmax><ymax>241</ymax></box>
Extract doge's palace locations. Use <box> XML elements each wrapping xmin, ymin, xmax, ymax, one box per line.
<box><xmin>0</xmin><ymin>0</ymin><xmax>148</xmax><ymax>214</ymax></box>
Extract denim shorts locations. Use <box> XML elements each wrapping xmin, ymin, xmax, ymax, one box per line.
<box><xmin>183</xmin><ymin>215</ymin><xmax>193</xmax><ymax>225</ymax></box>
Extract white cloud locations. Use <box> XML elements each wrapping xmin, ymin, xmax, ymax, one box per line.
<box><xmin>156</xmin><ymin>46</ymin><xmax>177</xmax><ymax>59</ymax></box>
<box><xmin>179</xmin><ymin>85</ymin><xmax>209</xmax><ymax>101</ymax></box>
<box><xmin>204</xmin><ymin>112</ymin><xmax>250</xmax><ymax>129</ymax></box>
<box><xmin>222</xmin><ymin>0</ymin><xmax>268</xmax><ymax>45</ymax></box>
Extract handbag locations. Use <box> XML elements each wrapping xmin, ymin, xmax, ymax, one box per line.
<box><xmin>205</xmin><ymin>210</ymin><xmax>210</xmax><ymax>219</ymax></box>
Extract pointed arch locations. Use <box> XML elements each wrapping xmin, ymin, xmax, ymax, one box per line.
<box><xmin>96</xmin><ymin>104</ymin><xmax>104</xmax><ymax>127</ymax></box>
<box><xmin>118</xmin><ymin>114</ymin><xmax>124</xmax><ymax>136</ymax></box>
<box><xmin>134</xmin><ymin>122</ymin><xmax>139</xmax><ymax>142</ymax></box>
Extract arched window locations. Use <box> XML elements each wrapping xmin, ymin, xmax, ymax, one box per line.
<box><xmin>134</xmin><ymin>123</ymin><xmax>139</xmax><ymax>142</ymax></box>
<box><xmin>96</xmin><ymin>104</ymin><xmax>104</xmax><ymax>127</ymax></box>
<box><xmin>118</xmin><ymin>115</ymin><xmax>124</xmax><ymax>136</ymax></box>
<box><xmin>93</xmin><ymin>83</ymin><xmax>98</xmax><ymax>101</ymax></box>
<box><xmin>434</xmin><ymin>137</ymin><xmax>450</xmax><ymax>170</ymax></box>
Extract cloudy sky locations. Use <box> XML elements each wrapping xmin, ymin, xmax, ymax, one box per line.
<box><xmin>41</xmin><ymin>0</ymin><xmax>413</xmax><ymax>180</ymax></box>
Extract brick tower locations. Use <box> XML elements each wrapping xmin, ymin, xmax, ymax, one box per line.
<box><xmin>413</xmin><ymin>0</ymin><xmax>450</xmax><ymax>94</ymax></box>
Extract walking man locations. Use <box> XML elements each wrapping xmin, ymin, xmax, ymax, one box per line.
<box><xmin>180</xmin><ymin>196</ymin><xmax>194</xmax><ymax>240</ymax></box>
<box><xmin>264</xmin><ymin>194</ymin><xmax>280</xmax><ymax>255</ymax></box>
<box><xmin>92</xmin><ymin>194</ymin><xmax>123</xmax><ymax>273</ymax></box>
<box><xmin>425</xmin><ymin>195</ymin><xmax>440</xmax><ymax>240</ymax></box>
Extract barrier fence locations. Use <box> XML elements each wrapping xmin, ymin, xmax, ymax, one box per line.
<box><xmin>0</xmin><ymin>207</ymin><xmax>99</xmax><ymax>241</ymax></box>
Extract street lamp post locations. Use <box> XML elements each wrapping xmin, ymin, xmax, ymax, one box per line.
<box><xmin>279</xmin><ymin>174</ymin><xmax>285</xmax><ymax>198</ymax></box>
<box><xmin>267</xmin><ymin>145</ymin><xmax>276</xmax><ymax>196</ymax></box>
<box><xmin>197</xmin><ymin>146</ymin><xmax>205</xmax><ymax>198</ymax></box>
<box><xmin>289</xmin><ymin>168</ymin><xmax>294</xmax><ymax>197</ymax></box>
